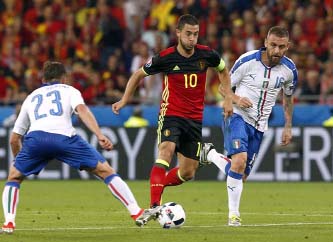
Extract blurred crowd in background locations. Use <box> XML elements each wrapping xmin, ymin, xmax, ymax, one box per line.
<box><xmin>0</xmin><ymin>0</ymin><xmax>333</xmax><ymax>107</ymax></box>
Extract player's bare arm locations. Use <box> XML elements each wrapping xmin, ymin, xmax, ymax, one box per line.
<box><xmin>112</xmin><ymin>69</ymin><xmax>147</xmax><ymax>114</ymax></box>
<box><xmin>76</xmin><ymin>104</ymin><xmax>113</xmax><ymax>151</ymax></box>
<box><xmin>236</xmin><ymin>96</ymin><xmax>253</xmax><ymax>109</ymax></box>
<box><xmin>281</xmin><ymin>94</ymin><xmax>293</xmax><ymax>146</ymax></box>
<box><xmin>9</xmin><ymin>132</ymin><xmax>22</xmax><ymax>157</ymax></box>
<box><xmin>216</xmin><ymin>67</ymin><xmax>233</xmax><ymax>118</ymax></box>
<box><xmin>218</xmin><ymin>84</ymin><xmax>253</xmax><ymax>109</ymax></box>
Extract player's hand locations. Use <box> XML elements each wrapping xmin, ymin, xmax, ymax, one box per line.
<box><xmin>112</xmin><ymin>100</ymin><xmax>126</xmax><ymax>115</ymax></box>
<box><xmin>97</xmin><ymin>134</ymin><xmax>113</xmax><ymax>151</ymax></box>
<box><xmin>223</xmin><ymin>96</ymin><xmax>233</xmax><ymax>118</ymax></box>
<box><xmin>281</xmin><ymin>127</ymin><xmax>292</xmax><ymax>146</ymax></box>
<box><xmin>237</xmin><ymin>96</ymin><xmax>253</xmax><ymax>109</ymax></box>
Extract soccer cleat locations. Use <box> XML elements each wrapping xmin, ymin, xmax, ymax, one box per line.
<box><xmin>135</xmin><ymin>206</ymin><xmax>162</xmax><ymax>227</ymax></box>
<box><xmin>0</xmin><ymin>222</ymin><xmax>15</xmax><ymax>234</ymax></box>
<box><xmin>199</xmin><ymin>143</ymin><xmax>215</xmax><ymax>166</ymax></box>
<box><xmin>228</xmin><ymin>215</ymin><xmax>242</xmax><ymax>227</ymax></box>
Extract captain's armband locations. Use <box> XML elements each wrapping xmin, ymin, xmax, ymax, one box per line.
<box><xmin>214</xmin><ymin>59</ymin><xmax>226</xmax><ymax>72</ymax></box>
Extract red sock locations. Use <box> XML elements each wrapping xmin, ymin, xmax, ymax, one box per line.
<box><xmin>164</xmin><ymin>167</ymin><xmax>183</xmax><ymax>187</ymax></box>
<box><xmin>150</xmin><ymin>165</ymin><xmax>167</xmax><ymax>207</ymax></box>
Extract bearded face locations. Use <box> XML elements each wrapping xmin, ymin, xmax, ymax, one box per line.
<box><xmin>264</xmin><ymin>34</ymin><xmax>289</xmax><ymax>66</ymax></box>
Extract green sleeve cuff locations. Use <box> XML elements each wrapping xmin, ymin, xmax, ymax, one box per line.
<box><xmin>141</xmin><ymin>67</ymin><xmax>148</xmax><ymax>75</ymax></box>
<box><xmin>215</xmin><ymin>59</ymin><xmax>225</xmax><ymax>71</ymax></box>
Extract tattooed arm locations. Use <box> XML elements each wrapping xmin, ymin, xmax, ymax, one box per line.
<box><xmin>281</xmin><ymin>94</ymin><xmax>294</xmax><ymax>146</ymax></box>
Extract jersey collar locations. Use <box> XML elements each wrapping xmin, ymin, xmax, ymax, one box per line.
<box><xmin>256</xmin><ymin>47</ymin><xmax>265</xmax><ymax>61</ymax></box>
<box><xmin>257</xmin><ymin>47</ymin><xmax>282</xmax><ymax>68</ymax></box>
<box><xmin>42</xmin><ymin>81</ymin><xmax>61</xmax><ymax>86</ymax></box>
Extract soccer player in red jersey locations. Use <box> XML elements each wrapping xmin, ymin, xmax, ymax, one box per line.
<box><xmin>112</xmin><ymin>14</ymin><xmax>233</xmax><ymax>208</ymax></box>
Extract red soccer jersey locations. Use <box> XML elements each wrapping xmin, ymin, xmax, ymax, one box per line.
<box><xmin>142</xmin><ymin>45</ymin><xmax>222</xmax><ymax>121</ymax></box>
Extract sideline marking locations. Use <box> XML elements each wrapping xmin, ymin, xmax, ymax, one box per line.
<box><xmin>15</xmin><ymin>222</ymin><xmax>333</xmax><ymax>231</ymax></box>
<box><xmin>20</xmin><ymin>211</ymin><xmax>333</xmax><ymax>217</ymax></box>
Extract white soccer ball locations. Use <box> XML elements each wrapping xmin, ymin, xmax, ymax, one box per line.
<box><xmin>157</xmin><ymin>202</ymin><xmax>186</xmax><ymax>229</ymax></box>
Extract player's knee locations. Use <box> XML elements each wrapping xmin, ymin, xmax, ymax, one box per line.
<box><xmin>178</xmin><ymin>169</ymin><xmax>195</xmax><ymax>181</ymax></box>
<box><xmin>158</xmin><ymin>150</ymin><xmax>174</xmax><ymax>161</ymax></box>
<box><xmin>7</xmin><ymin>166</ymin><xmax>24</xmax><ymax>183</ymax></box>
<box><xmin>7</xmin><ymin>176</ymin><xmax>24</xmax><ymax>183</ymax></box>
<box><xmin>158</xmin><ymin>142</ymin><xmax>175</xmax><ymax>160</ymax></box>
<box><xmin>231</xmin><ymin>153</ymin><xmax>247</xmax><ymax>172</ymax></box>
<box><xmin>91</xmin><ymin>161</ymin><xmax>115</xmax><ymax>178</ymax></box>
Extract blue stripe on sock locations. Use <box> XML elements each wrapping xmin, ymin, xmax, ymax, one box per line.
<box><xmin>104</xmin><ymin>174</ymin><xmax>119</xmax><ymax>184</ymax></box>
<box><xmin>5</xmin><ymin>181</ymin><xmax>20</xmax><ymax>189</ymax></box>
<box><xmin>228</xmin><ymin>170</ymin><xmax>243</xmax><ymax>180</ymax></box>
<box><xmin>225</xmin><ymin>163</ymin><xmax>231</xmax><ymax>175</ymax></box>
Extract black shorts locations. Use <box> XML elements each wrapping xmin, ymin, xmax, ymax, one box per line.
<box><xmin>157</xmin><ymin>116</ymin><xmax>202</xmax><ymax>160</ymax></box>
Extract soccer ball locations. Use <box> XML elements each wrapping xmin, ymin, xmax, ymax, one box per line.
<box><xmin>157</xmin><ymin>202</ymin><xmax>186</xmax><ymax>229</ymax></box>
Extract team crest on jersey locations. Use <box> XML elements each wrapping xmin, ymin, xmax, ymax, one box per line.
<box><xmin>164</xmin><ymin>129</ymin><xmax>171</xmax><ymax>137</ymax></box>
<box><xmin>232</xmin><ymin>139</ymin><xmax>241</xmax><ymax>149</ymax></box>
<box><xmin>198</xmin><ymin>59</ymin><xmax>206</xmax><ymax>70</ymax></box>
<box><xmin>145</xmin><ymin>58</ymin><xmax>152</xmax><ymax>68</ymax></box>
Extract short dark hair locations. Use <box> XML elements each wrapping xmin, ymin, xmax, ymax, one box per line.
<box><xmin>176</xmin><ymin>14</ymin><xmax>199</xmax><ymax>30</ymax></box>
<box><xmin>267</xmin><ymin>26</ymin><xmax>289</xmax><ymax>39</ymax></box>
<box><xmin>43</xmin><ymin>61</ymin><xmax>66</xmax><ymax>82</ymax></box>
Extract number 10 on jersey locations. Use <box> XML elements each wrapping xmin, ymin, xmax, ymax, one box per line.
<box><xmin>184</xmin><ymin>74</ymin><xmax>198</xmax><ymax>88</ymax></box>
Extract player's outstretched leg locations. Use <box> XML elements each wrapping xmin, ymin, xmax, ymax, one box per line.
<box><xmin>1</xmin><ymin>182</ymin><xmax>20</xmax><ymax>234</ymax></box>
<box><xmin>92</xmin><ymin>161</ymin><xmax>154</xmax><ymax>227</ymax></box>
<box><xmin>199</xmin><ymin>143</ymin><xmax>215</xmax><ymax>166</ymax></box>
<box><xmin>134</xmin><ymin>206</ymin><xmax>163</xmax><ymax>227</ymax></box>
<box><xmin>200</xmin><ymin>143</ymin><xmax>231</xmax><ymax>174</ymax></box>
<box><xmin>163</xmin><ymin>167</ymin><xmax>185</xmax><ymax>187</ymax></box>
<box><xmin>104</xmin><ymin>174</ymin><xmax>151</xmax><ymax>226</ymax></box>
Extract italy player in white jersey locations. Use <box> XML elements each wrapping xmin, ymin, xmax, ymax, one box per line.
<box><xmin>200</xmin><ymin>26</ymin><xmax>297</xmax><ymax>226</ymax></box>
<box><xmin>0</xmin><ymin>61</ymin><xmax>161</xmax><ymax>234</ymax></box>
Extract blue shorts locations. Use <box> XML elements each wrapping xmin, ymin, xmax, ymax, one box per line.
<box><xmin>14</xmin><ymin>131</ymin><xmax>106</xmax><ymax>176</ymax></box>
<box><xmin>222</xmin><ymin>113</ymin><xmax>264</xmax><ymax>176</ymax></box>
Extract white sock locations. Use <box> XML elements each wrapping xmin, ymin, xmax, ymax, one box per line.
<box><xmin>226</xmin><ymin>171</ymin><xmax>243</xmax><ymax>217</ymax></box>
<box><xmin>2</xmin><ymin>182</ymin><xmax>20</xmax><ymax>226</ymax></box>
<box><xmin>105</xmin><ymin>175</ymin><xmax>141</xmax><ymax>216</ymax></box>
<box><xmin>207</xmin><ymin>149</ymin><xmax>231</xmax><ymax>175</ymax></box>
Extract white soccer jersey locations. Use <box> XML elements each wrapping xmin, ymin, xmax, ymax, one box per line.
<box><xmin>230</xmin><ymin>48</ymin><xmax>298</xmax><ymax>132</ymax></box>
<box><xmin>13</xmin><ymin>83</ymin><xmax>85</xmax><ymax>137</ymax></box>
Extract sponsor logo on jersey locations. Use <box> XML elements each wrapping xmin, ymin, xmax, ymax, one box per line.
<box><xmin>249</xmin><ymin>74</ymin><xmax>256</xmax><ymax>80</ymax></box>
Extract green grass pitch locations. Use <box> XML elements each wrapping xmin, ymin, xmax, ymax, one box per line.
<box><xmin>1</xmin><ymin>180</ymin><xmax>332</xmax><ymax>242</ymax></box>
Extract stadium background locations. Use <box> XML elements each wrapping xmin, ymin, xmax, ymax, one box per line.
<box><xmin>0</xmin><ymin>0</ymin><xmax>332</xmax><ymax>181</ymax></box>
